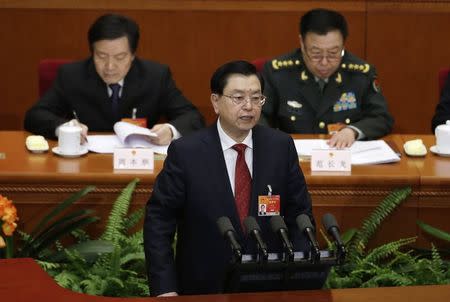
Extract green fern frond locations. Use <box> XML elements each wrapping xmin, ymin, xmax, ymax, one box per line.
<box><xmin>101</xmin><ymin>178</ymin><xmax>139</xmax><ymax>243</ymax></box>
<box><xmin>347</xmin><ymin>187</ymin><xmax>411</xmax><ymax>261</ymax></box>
<box><xmin>37</xmin><ymin>259</ymin><xmax>63</xmax><ymax>271</ymax></box>
<box><xmin>431</xmin><ymin>244</ymin><xmax>445</xmax><ymax>275</ymax></box>
<box><xmin>123</xmin><ymin>208</ymin><xmax>145</xmax><ymax>231</ymax></box>
<box><xmin>320</xmin><ymin>228</ymin><xmax>333</xmax><ymax>249</ymax></box>
<box><xmin>362</xmin><ymin>271</ymin><xmax>413</xmax><ymax>287</ymax></box>
<box><xmin>120</xmin><ymin>252</ymin><xmax>145</xmax><ymax>266</ymax></box>
<box><xmin>364</xmin><ymin>237</ymin><xmax>416</xmax><ymax>264</ymax></box>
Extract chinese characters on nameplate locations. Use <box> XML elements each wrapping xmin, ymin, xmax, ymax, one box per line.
<box><xmin>311</xmin><ymin>149</ymin><xmax>351</xmax><ymax>172</ymax></box>
<box><xmin>113</xmin><ymin>148</ymin><xmax>154</xmax><ymax>170</ymax></box>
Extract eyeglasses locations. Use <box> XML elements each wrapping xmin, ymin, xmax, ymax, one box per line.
<box><xmin>222</xmin><ymin>94</ymin><xmax>266</xmax><ymax>106</ymax></box>
<box><xmin>304</xmin><ymin>48</ymin><xmax>344</xmax><ymax>63</ymax></box>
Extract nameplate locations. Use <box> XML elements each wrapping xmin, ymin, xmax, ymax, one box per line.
<box><xmin>113</xmin><ymin>148</ymin><xmax>154</xmax><ymax>170</ymax></box>
<box><xmin>311</xmin><ymin>149</ymin><xmax>351</xmax><ymax>172</ymax></box>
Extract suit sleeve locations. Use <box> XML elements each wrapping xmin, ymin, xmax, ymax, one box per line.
<box><xmin>159</xmin><ymin>67</ymin><xmax>205</xmax><ymax>135</ymax></box>
<box><xmin>432</xmin><ymin>75</ymin><xmax>450</xmax><ymax>132</ymax></box>
<box><xmin>260</xmin><ymin>61</ymin><xmax>280</xmax><ymax>128</ymax></box>
<box><xmin>284</xmin><ymin>136</ymin><xmax>315</xmax><ymax>250</ymax></box>
<box><xmin>144</xmin><ymin>142</ymin><xmax>186</xmax><ymax>296</ymax></box>
<box><xmin>23</xmin><ymin>69</ymin><xmax>72</xmax><ymax>139</ymax></box>
<box><xmin>351</xmin><ymin>66</ymin><xmax>394</xmax><ymax>139</ymax></box>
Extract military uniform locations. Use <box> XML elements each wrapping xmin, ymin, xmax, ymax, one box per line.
<box><xmin>260</xmin><ymin>49</ymin><xmax>394</xmax><ymax>139</ymax></box>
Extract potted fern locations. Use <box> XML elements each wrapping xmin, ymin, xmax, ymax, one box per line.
<box><xmin>324</xmin><ymin>187</ymin><xmax>450</xmax><ymax>288</ymax></box>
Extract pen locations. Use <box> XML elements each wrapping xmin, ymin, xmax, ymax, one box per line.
<box><xmin>73</xmin><ymin>110</ymin><xmax>88</xmax><ymax>143</ymax></box>
<box><xmin>73</xmin><ymin>110</ymin><xmax>80</xmax><ymax>122</ymax></box>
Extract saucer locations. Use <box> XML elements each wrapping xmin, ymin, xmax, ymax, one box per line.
<box><xmin>430</xmin><ymin>145</ymin><xmax>450</xmax><ymax>157</ymax></box>
<box><xmin>52</xmin><ymin>145</ymin><xmax>89</xmax><ymax>158</ymax></box>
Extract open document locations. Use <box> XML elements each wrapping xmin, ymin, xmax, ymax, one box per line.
<box><xmin>87</xmin><ymin>121</ymin><xmax>169</xmax><ymax>154</ymax></box>
<box><xmin>294</xmin><ymin>139</ymin><xmax>400</xmax><ymax>165</ymax></box>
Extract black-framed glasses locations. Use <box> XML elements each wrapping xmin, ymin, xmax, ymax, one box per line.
<box><xmin>222</xmin><ymin>94</ymin><xmax>266</xmax><ymax>106</ymax></box>
<box><xmin>304</xmin><ymin>47</ymin><xmax>344</xmax><ymax>63</ymax></box>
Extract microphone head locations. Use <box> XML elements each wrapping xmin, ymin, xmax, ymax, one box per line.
<box><xmin>322</xmin><ymin>213</ymin><xmax>340</xmax><ymax>233</ymax></box>
<box><xmin>296</xmin><ymin>214</ymin><xmax>315</xmax><ymax>233</ymax></box>
<box><xmin>244</xmin><ymin>216</ymin><xmax>261</xmax><ymax>236</ymax></box>
<box><xmin>270</xmin><ymin>215</ymin><xmax>287</xmax><ymax>233</ymax></box>
<box><xmin>217</xmin><ymin>216</ymin><xmax>235</xmax><ymax>237</ymax></box>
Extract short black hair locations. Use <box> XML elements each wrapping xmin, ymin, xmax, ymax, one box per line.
<box><xmin>88</xmin><ymin>14</ymin><xmax>140</xmax><ymax>53</ymax></box>
<box><xmin>210</xmin><ymin>60</ymin><xmax>264</xmax><ymax>95</ymax></box>
<box><xmin>299</xmin><ymin>8</ymin><xmax>348</xmax><ymax>41</ymax></box>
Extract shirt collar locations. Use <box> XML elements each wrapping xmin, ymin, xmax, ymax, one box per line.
<box><xmin>216</xmin><ymin>118</ymin><xmax>253</xmax><ymax>151</ymax></box>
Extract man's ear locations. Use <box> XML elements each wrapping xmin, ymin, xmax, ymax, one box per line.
<box><xmin>211</xmin><ymin>94</ymin><xmax>220</xmax><ymax>115</ymax></box>
<box><xmin>299</xmin><ymin>34</ymin><xmax>305</xmax><ymax>51</ymax></box>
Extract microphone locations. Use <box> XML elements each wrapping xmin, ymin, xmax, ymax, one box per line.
<box><xmin>322</xmin><ymin>213</ymin><xmax>346</xmax><ymax>264</ymax></box>
<box><xmin>270</xmin><ymin>216</ymin><xmax>294</xmax><ymax>262</ymax></box>
<box><xmin>244</xmin><ymin>216</ymin><xmax>268</xmax><ymax>262</ymax></box>
<box><xmin>217</xmin><ymin>216</ymin><xmax>242</xmax><ymax>262</ymax></box>
<box><xmin>296</xmin><ymin>214</ymin><xmax>320</xmax><ymax>263</ymax></box>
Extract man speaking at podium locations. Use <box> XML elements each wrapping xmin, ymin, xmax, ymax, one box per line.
<box><xmin>144</xmin><ymin>61</ymin><xmax>314</xmax><ymax>296</ymax></box>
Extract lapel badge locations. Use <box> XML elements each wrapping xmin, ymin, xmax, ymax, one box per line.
<box><xmin>287</xmin><ymin>100</ymin><xmax>302</xmax><ymax>109</ymax></box>
<box><xmin>287</xmin><ymin>100</ymin><xmax>303</xmax><ymax>114</ymax></box>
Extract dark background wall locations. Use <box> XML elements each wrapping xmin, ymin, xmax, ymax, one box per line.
<box><xmin>1</xmin><ymin>0</ymin><xmax>450</xmax><ymax>133</ymax></box>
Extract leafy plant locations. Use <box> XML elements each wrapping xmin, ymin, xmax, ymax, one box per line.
<box><xmin>324</xmin><ymin>187</ymin><xmax>450</xmax><ymax>288</ymax></box>
<box><xmin>41</xmin><ymin>178</ymin><xmax>149</xmax><ymax>297</ymax></box>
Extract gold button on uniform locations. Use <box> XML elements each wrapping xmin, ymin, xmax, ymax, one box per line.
<box><xmin>290</xmin><ymin>116</ymin><xmax>296</xmax><ymax>121</ymax></box>
<box><xmin>319</xmin><ymin>122</ymin><xmax>325</xmax><ymax>129</ymax></box>
<box><xmin>345</xmin><ymin>118</ymin><xmax>350</xmax><ymax>124</ymax></box>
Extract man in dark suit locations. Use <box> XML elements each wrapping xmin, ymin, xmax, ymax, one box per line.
<box><xmin>144</xmin><ymin>61</ymin><xmax>314</xmax><ymax>296</ymax></box>
<box><xmin>432</xmin><ymin>71</ymin><xmax>450</xmax><ymax>132</ymax></box>
<box><xmin>260</xmin><ymin>8</ymin><xmax>393</xmax><ymax>148</ymax></box>
<box><xmin>24</xmin><ymin>14</ymin><xmax>204</xmax><ymax>145</ymax></box>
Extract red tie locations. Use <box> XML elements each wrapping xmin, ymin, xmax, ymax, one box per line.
<box><xmin>232</xmin><ymin>144</ymin><xmax>251</xmax><ymax>227</ymax></box>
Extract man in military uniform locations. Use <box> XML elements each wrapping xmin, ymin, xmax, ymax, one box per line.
<box><xmin>260</xmin><ymin>8</ymin><xmax>394</xmax><ymax>148</ymax></box>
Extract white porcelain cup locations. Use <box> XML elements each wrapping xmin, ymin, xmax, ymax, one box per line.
<box><xmin>435</xmin><ymin>120</ymin><xmax>450</xmax><ymax>154</ymax></box>
<box><xmin>58</xmin><ymin>125</ymin><xmax>82</xmax><ymax>155</ymax></box>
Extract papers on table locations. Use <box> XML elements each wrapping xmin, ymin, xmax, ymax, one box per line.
<box><xmin>87</xmin><ymin>121</ymin><xmax>169</xmax><ymax>154</ymax></box>
<box><xmin>294</xmin><ymin>139</ymin><xmax>400</xmax><ymax>165</ymax></box>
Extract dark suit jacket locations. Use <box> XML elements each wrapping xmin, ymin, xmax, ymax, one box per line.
<box><xmin>24</xmin><ymin>58</ymin><xmax>204</xmax><ymax>138</ymax></box>
<box><xmin>260</xmin><ymin>49</ymin><xmax>394</xmax><ymax>139</ymax></box>
<box><xmin>144</xmin><ymin>124</ymin><xmax>314</xmax><ymax>296</ymax></box>
<box><xmin>432</xmin><ymin>73</ymin><xmax>450</xmax><ymax>132</ymax></box>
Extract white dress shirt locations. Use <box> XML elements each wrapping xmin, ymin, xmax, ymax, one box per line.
<box><xmin>216</xmin><ymin>118</ymin><xmax>253</xmax><ymax>196</ymax></box>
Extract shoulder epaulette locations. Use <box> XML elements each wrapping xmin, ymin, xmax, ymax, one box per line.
<box><xmin>340</xmin><ymin>62</ymin><xmax>370</xmax><ymax>73</ymax></box>
<box><xmin>271</xmin><ymin>59</ymin><xmax>301</xmax><ymax>71</ymax></box>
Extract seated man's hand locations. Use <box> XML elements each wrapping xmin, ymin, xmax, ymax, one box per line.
<box><xmin>150</xmin><ymin>123</ymin><xmax>173</xmax><ymax>145</ymax></box>
<box><xmin>327</xmin><ymin>127</ymin><xmax>356</xmax><ymax>148</ymax></box>
<box><xmin>70</xmin><ymin>119</ymin><xmax>89</xmax><ymax>144</ymax></box>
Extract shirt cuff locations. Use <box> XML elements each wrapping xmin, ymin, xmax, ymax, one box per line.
<box><xmin>346</xmin><ymin>125</ymin><xmax>365</xmax><ymax>140</ymax></box>
<box><xmin>165</xmin><ymin>123</ymin><xmax>181</xmax><ymax>140</ymax></box>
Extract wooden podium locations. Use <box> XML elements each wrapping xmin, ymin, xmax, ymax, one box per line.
<box><xmin>1</xmin><ymin>258</ymin><xmax>449</xmax><ymax>302</ymax></box>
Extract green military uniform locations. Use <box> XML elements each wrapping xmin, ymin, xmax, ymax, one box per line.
<box><xmin>260</xmin><ymin>49</ymin><xmax>394</xmax><ymax>139</ymax></box>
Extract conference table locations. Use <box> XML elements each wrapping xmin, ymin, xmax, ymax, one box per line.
<box><xmin>1</xmin><ymin>258</ymin><xmax>450</xmax><ymax>302</ymax></box>
<box><xmin>0</xmin><ymin>131</ymin><xmax>449</xmax><ymax>248</ymax></box>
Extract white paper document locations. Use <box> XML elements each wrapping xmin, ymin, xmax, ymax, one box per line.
<box><xmin>87</xmin><ymin>121</ymin><xmax>169</xmax><ymax>154</ymax></box>
<box><xmin>294</xmin><ymin>139</ymin><xmax>400</xmax><ymax>165</ymax></box>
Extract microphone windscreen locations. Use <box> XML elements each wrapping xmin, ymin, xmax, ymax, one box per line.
<box><xmin>244</xmin><ymin>216</ymin><xmax>261</xmax><ymax>236</ymax></box>
<box><xmin>217</xmin><ymin>216</ymin><xmax>235</xmax><ymax>236</ymax></box>
<box><xmin>296</xmin><ymin>214</ymin><xmax>315</xmax><ymax>233</ymax></box>
<box><xmin>270</xmin><ymin>215</ymin><xmax>287</xmax><ymax>233</ymax></box>
<box><xmin>322</xmin><ymin>213</ymin><xmax>339</xmax><ymax>232</ymax></box>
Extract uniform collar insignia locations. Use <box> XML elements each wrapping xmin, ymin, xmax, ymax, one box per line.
<box><xmin>300</xmin><ymin>70</ymin><xmax>308</xmax><ymax>81</ymax></box>
<box><xmin>335</xmin><ymin>72</ymin><xmax>342</xmax><ymax>84</ymax></box>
